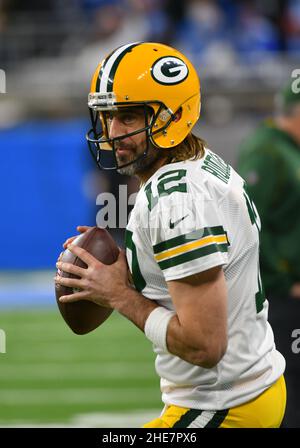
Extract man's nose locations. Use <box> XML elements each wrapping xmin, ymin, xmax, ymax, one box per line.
<box><xmin>109</xmin><ymin>117</ymin><xmax>126</xmax><ymax>139</ymax></box>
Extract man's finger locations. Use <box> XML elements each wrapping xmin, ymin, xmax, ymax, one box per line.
<box><xmin>63</xmin><ymin>236</ymin><xmax>76</xmax><ymax>249</ymax></box>
<box><xmin>55</xmin><ymin>275</ymin><xmax>84</xmax><ymax>289</ymax></box>
<box><xmin>57</xmin><ymin>251</ymin><xmax>64</xmax><ymax>262</ymax></box>
<box><xmin>77</xmin><ymin>225</ymin><xmax>92</xmax><ymax>233</ymax></box>
<box><xmin>56</xmin><ymin>261</ymin><xmax>86</xmax><ymax>277</ymax></box>
<box><xmin>68</xmin><ymin>245</ymin><xmax>101</xmax><ymax>266</ymax></box>
<box><xmin>59</xmin><ymin>291</ymin><xmax>91</xmax><ymax>303</ymax></box>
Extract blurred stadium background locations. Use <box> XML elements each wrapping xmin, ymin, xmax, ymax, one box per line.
<box><xmin>0</xmin><ymin>0</ymin><xmax>299</xmax><ymax>427</ymax></box>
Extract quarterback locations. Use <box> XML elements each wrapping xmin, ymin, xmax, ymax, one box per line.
<box><xmin>55</xmin><ymin>42</ymin><xmax>286</xmax><ymax>428</ymax></box>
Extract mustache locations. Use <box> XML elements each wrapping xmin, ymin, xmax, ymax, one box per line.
<box><xmin>115</xmin><ymin>142</ymin><xmax>136</xmax><ymax>151</ymax></box>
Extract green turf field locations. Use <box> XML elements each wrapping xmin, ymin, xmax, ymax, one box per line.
<box><xmin>0</xmin><ymin>308</ymin><xmax>161</xmax><ymax>427</ymax></box>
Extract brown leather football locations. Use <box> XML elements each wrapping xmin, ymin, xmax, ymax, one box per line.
<box><xmin>55</xmin><ymin>227</ymin><xmax>119</xmax><ymax>334</ymax></box>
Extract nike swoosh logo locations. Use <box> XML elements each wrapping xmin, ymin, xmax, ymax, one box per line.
<box><xmin>169</xmin><ymin>215</ymin><xmax>189</xmax><ymax>229</ymax></box>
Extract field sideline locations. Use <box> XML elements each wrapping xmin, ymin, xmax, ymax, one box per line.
<box><xmin>0</xmin><ymin>308</ymin><xmax>161</xmax><ymax>427</ymax></box>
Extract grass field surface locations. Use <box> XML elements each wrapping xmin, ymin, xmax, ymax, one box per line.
<box><xmin>0</xmin><ymin>308</ymin><xmax>161</xmax><ymax>427</ymax></box>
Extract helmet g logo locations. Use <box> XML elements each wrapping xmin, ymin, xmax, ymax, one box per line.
<box><xmin>151</xmin><ymin>57</ymin><xmax>188</xmax><ymax>85</ymax></box>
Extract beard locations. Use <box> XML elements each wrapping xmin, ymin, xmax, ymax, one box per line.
<box><xmin>116</xmin><ymin>141</ymin><xmax>161</xmax><ymax>176</ymax></box>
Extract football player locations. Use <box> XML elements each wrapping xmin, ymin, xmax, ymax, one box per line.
<box><xmin>237</xmin><ymin>81</ymin><xmax>300</xmax><ymax>427</ymax></box>
<box><xmin>56</xmin><ymin>42</ymin><xmax>286</xmax><ymax>428</ymax></box>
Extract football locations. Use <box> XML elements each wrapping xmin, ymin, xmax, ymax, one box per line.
<box><xmin>55</xmin><ymin>227</ymin><xmax>119</xmax><ymax>334</ymax></box>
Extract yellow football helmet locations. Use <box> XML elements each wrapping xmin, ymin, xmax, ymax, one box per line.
<box><xmin>86</xmin><ymin>41</ymin><xmax>201</xmax><ymax>170</ymax></box>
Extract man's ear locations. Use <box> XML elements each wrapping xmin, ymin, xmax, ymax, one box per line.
<box><xmin>173</xmin><ymin>107</ymin><xmax>182</xmax><ymax>123</ymax></box>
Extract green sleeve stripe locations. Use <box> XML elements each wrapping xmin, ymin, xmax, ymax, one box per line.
<box><xmin>125</xmin><ymin>229</ymin><xmax>132</xmax><ymax>250</ymax></box>
<box><xmin>153</xmin><ymin>226</ymin><xmax>225</xmax><ymax>254</ymax></box>
<box><xmin>125</xmin><ymin>230</ymin><xmax>146</xmax><ymax>292</ymax></box>
<box><xmin>158</xmin><ymin>242</ymin><xmax>228</xmax><ymax>270</ymax></box>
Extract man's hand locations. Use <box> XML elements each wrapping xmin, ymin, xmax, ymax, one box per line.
<box><xmin>55</xmin><ymin>245</ymin><xmax>130</xmax><ymax>308</ymax></box>
<box><xmin>56</xmin><ymin>225</ymin><xmax>92</xmax><ymax>269</ymax></box>
<box><xmin>290</xmin><ymin>282</ymin><xmax>300</xmax><ymax>299</ymax></box>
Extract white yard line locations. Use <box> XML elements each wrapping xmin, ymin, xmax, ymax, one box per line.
<box><xmin>0</xmin><ymin>362</ymin><xmax>155</xmax><ymax>379</ymax></box>
<box><xmin>0</xmin><ymin>409</ymin><xmax>160</xmax><ymax>428</ymax></box>
<box><xmin>0</xmin><ymin>388</ymin><xmax>159</xmax><ymax>404</ymax></box>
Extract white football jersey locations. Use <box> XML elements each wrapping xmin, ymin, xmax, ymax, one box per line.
<box><xmin>125</xmin><ymin>148</ymin><xmax>285</xmax><ymax>410</ymax></box>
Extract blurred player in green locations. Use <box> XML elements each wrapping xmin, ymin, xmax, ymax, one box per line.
<box><xmin>238</xmin><ymin>80</ymin><xmax>300</xmax><ymax>298</ymax></box>
<box><xmin>237</xmin><ymin>78</ymin><xmax>300</xmax><ymax>427</ymax></box>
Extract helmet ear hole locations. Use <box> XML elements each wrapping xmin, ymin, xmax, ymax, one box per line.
<box><xmin>173</xmin><ymin>107</ymin><xmax>182</xmax><ymax>123</ymax></box>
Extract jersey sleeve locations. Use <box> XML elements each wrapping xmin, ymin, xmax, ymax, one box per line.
<box><xmin>146</xmin><ymin>172</ymin><xmax>229</xmax><ymax>282</ymax></box>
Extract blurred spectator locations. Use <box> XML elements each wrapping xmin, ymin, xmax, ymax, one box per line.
<box><xmin>237</xmin><ymin>78</ymin><xmax>300</xmax><ymax>427</ymax></box>
<box><xmin>7</xmin><ymin>0</ymin><xmax>54</xmax><ymax>12</ymax></box>
<box><xmin>235</xmin><ymin>0</ymin><xmax>281</xmax><ymax>60</ymax></box>
<box><xmin>152</xmin><ymin>0</ymin><xmax>185</xmax><ymax>45</ymax></box>
<box><xmin>74</xmin><ymin>1</ymin><xmax>150</xmax><ymax>83</ymax></box>
<box><xmin>285</xmin><ymin>0</ymin><xmax>300</xmax><ymax>53</ymax></box>
<box><xmin>0</xmin><ymin>0</ymin><xmax>9</xmax><ymax>32</ymax></box>
<box><xmin>172</xmin><ymin>0</ymin><xmax>232</xmax><ymax>67</ymax></box>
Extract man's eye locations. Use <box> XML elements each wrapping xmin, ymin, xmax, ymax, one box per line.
<box><xmin>121</xmin><ymin>114</ymin><xmax>136</xmax><ymax>124</ymax></box>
